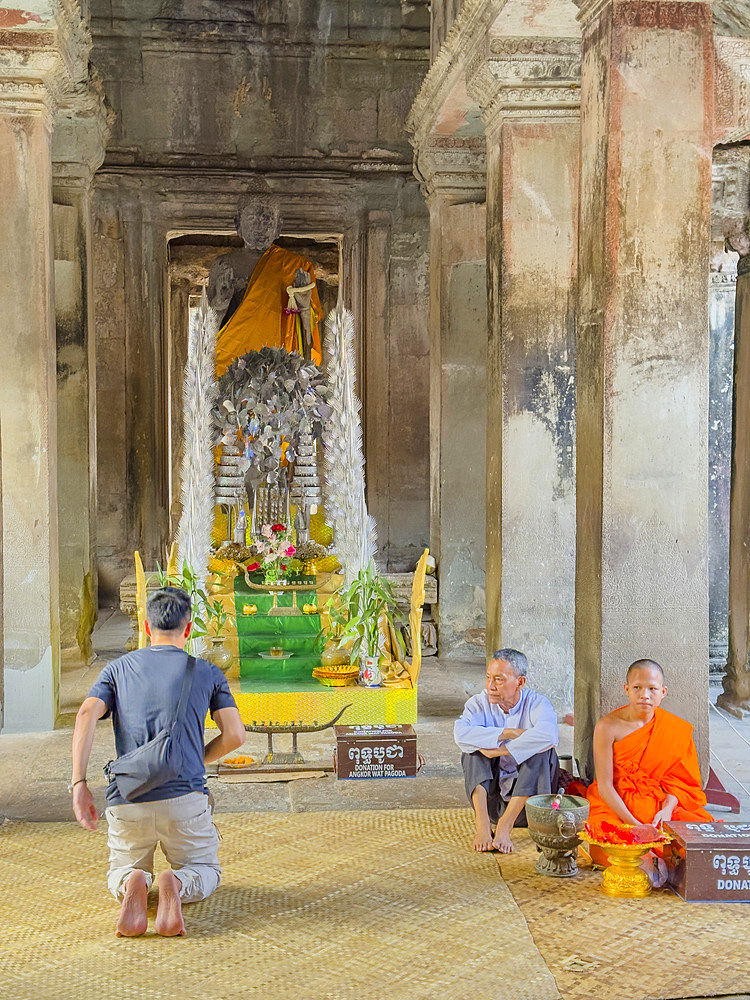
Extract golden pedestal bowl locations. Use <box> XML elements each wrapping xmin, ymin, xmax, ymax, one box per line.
<box><xmin>581</xmin><ymin>835</ymin><xmax>666</xmax><ymax>898</ymax></box>
<box><xmin>312</xmin><ymin>664</ymin><xmax>359</xmax><ymax>688</ymax></box>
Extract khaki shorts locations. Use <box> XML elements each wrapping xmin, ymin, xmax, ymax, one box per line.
<box><xmin>106</xmin><ymin>791</ymin><xmax>221</xmax><ymax>903</ymax></box>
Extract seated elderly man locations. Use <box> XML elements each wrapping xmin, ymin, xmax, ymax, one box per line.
<box><xmin>454</xmin><ymin>649</ymin><xmax>559</xmax><ymax>853</ymax></box>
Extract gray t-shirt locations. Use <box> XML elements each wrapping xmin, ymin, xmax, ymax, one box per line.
<box><xmin>88</xmin><ymin>645</ymin><xmax>237</xmax><ymax>805</ymax></box>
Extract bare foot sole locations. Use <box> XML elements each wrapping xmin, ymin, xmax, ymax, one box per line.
<box><xmin>492</xmin><ymin>828</ymin><xmax>514</xmax><ymax>854</ymax></box>
<box><xmin>155</xmin><ymin>871</ymin><xmax>186</xmax><ymax>937</ymax></box>
<box><xmin>473</xmin><ymin>820</ymin><xmax>495</xmax><ymax>852</ymax></box>
<box><xmin>116</xmin><ymin>870</ymin><xmax>149</xmax><ymax>937</ymax></box>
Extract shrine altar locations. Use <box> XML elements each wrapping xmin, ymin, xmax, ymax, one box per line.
<box><xmin>202</xmin><ymin>571</ymin><xmax>417</xmax><ymax>728</ymax></box>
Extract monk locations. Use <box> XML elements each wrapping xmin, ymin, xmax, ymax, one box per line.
<box><xmin>587</xmin><ymin>659</ymin><xmax>713</xmax><ymax>834</ymax></box>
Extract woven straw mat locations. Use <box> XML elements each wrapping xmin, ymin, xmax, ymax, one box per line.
<box><xmin>498</xmin><ymin>830</ymin><xmax>750</xmax><ymax>1000</ymax></box>
<box><xmin>0</xmin><ymin>809</ymin><xmax>558</xmax><ymax>1000</ymax></box>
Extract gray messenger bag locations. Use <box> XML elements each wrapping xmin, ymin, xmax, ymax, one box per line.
<box><xmin>104</xmin><ymin>654</ymin><xmax>196</xmax><ymax>801</ymax></box>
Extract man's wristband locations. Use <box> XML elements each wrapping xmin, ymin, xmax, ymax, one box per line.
<box><xmin>68</xmin><ymin>778</ymin><xmax>87</xmax><ymax>794</ymax></box>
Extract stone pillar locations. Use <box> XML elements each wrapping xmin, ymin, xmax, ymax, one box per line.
<box><xmin>0</xmin><ymin>21</ymin><xmax>75</xmax><ymax>731</ymax></box>
<box><xmin>721</xmin><ymin>225</ymin><xmax>750</xmax><ymax>714</ymax></box>
<box><xmin>574</xmin><ymin>0</ymin><xmax>714</xmax><ymax>777</ymax></box>
<box><xmin>52</xmin><ymin>90</ymin><xmax>109</xmax><ymax>666</ymax></box>
<box><xmin>417</xmin><ymin>139</ymin><xmax>487</xmax><ymax>655</ymax></box>
<box><xmin>707</xmin><ymin>258</ymin><xmax>736</xmax><ymax>672</ymax></box>
<box><xmin>468</xmin><ymin>36</ymin><xmax>581</xmax><ymax>712</ymax></box>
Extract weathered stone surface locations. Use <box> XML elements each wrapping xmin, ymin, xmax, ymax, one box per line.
<box><xmin>574</xmin><ymin>0</ymin><xmax>714</xmax><ymax>777</ymax></box>
<box><xmin>0</xmin><ymin>4</ymin><xmax>95</xmax><ymax>732</ymax></box>
<box><xmin>484</xmin><ymin>118</ymin><xmax>579</xmax><ymax>714</ymax></box>
<box><xmin>427</xmin><ymin>189</ymin><xmax>487</xmax><ymax>657</ymax></box>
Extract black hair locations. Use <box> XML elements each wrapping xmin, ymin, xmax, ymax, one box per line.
<box><xmin>146</xmin><ymin>587</ymin><xmax>191</xmax><ymax>632</ymax></box>
<box><xmin>626</xmin><ymin>658</ymin><xmax>665</xmax><ymax>683</ymax></box>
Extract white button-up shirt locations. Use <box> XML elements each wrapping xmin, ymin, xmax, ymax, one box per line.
<box><xmin>454</xmin><ymin>686</ymin><xmax>559</xmax><ymax>767</ymax></box>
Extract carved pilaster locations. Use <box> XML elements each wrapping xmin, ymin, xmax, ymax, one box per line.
<box><xmin>715</xmin><ymin>37</ymin><xmax>750</xmax><ymax>145</ymax></box>
<box><xmin>53</xmin><ymin>77</ymin><xmax>112</xmax><ymax>187</ymax></box>
<box><xmin>466</xmin><ymin>35</ymin><xmax>581</xmax><ymax>132</ymax></box>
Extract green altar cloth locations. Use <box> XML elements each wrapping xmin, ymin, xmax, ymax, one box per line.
<box><xmin>234</xmin><ymin>575</ymin><xmax>323</xmax><ymax>690</ymax></box>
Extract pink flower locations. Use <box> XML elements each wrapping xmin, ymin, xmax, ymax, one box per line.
<box><xmin>261</xmin><ymin>524</ymin><xmax>274</xmax><ymax>540</ymax></box>
<box><xmin>284</xmin><ymin>545</ymin><xmax>296</xmax><ymax>556</ymax></box>
<box><xmin>255</xmin><ymin>541</ymin><xmax>265</xmax><ymax>553</ymax></box>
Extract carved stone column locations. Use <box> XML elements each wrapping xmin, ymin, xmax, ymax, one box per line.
<box><xmin>417</xmin><ymin>139</ymin><xmax>488</xmax><ymax>655</ymax></box>
<box><xmin>721</xmin><ymin>218</ymin><xmax>750</xmax><ymax>714</ymax></box>
<box><xmin>0</xmin><ymin>10</ymin><xmax>79</xmax><ymax>731</ymax></box>
<box><xmin>574</xmin><ymin>0</ymin><xmax>714</xmax><ymax>777</ymax></box>
<box><xmin>53</xmin><ymin>82</ymin><xmax>110</xmax><ymax>667</ymax></box>
<box><xmin>468</xmin><ymin>33</ymin><xmax>581</xmax><ymax>712</ymax></box>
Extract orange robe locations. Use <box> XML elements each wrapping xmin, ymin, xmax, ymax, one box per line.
<box><xmin>586</xmin><ymin>707</ymin><xmax>713</xmax><ymax>827</ymax></box>
<box><xmin>215</xmin><ymin>244</ymin><xmax>323</xmax><ymax>376</ymax></box>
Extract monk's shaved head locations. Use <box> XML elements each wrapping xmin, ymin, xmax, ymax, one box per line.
<box><xmin>626</xmin><ymin>659</ymin><xmax>664</xmax><ymax>683</ymax></box>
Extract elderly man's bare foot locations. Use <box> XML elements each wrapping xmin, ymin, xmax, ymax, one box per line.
<box><xmin>492</xmin><ymin>827</ymin><xmax>514</xmax><ymax>854</ymax></box>
<box><xmin>473</xmin><ymin>817</ymin><xmax>495</xmax><ymax>852</ymax></box>
<box><xmin>116</xmin><ymin>870</ymin><xmax>148</xmax><ymax>937</ymax></box>
<box><xmin>155</xmin><ymin>871</ymin><xmax>186</xmax><ymax>937</ymax></box>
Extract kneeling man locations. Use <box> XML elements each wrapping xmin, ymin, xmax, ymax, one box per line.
<box><xmin>455</xmin><ymin>649</ymin><xmax>559</xmax><ymax>854</ymax></box>
<box><xmin>587</xmin><ymin>659</ymin><xmax>712</xmax><ymax>830</ymax></box>
<box><xmin>71</xmin><ymin>587</ymin><xmax>245</xmax><ymax>937</ymax></box>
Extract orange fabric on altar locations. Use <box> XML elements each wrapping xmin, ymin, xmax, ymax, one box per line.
<box><xmin>586</xmin><ymin>707</ymin><xmax>713</xmax><ymax>826</ymax></box>
<box><xmin>215</xmin><ymin>244</ymin><xmax>323</xmax><ymax>376</ymax></box>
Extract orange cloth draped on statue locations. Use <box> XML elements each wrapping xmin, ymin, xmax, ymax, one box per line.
<box><xmin>215</xmin><ymin>244</ymin><xmax>323</xmax><ymax>376</ymax></box>
<box><xmin>586</xmin><ymin>707</ymin><xmax>713</xmax><ymax>826</ymax></box>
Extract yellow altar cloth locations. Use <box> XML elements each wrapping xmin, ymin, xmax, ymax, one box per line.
<box><xmin>215</xmin><ymin>244</ymin><xmax>323</xmax><ymax>376</ymax></box>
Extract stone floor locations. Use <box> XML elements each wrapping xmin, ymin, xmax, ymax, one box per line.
<box><xmin>2</xmin><ymin>608</ymin><xmax>749</xmax><ymax>826</ymax></box>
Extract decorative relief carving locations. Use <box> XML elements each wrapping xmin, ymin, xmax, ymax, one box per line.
<box><xmin>612</xmin><ymin>2</ymin><xmax>712</xmax><ymax>30</ymax></box>
<box><xmin>715</xmin><ymin>38</ymin><xmax>750</xmax><ymax>144</ymax></box>
<box><xmin>416</xmin><ymin>136</ymin><xmax>487</xmax><ymax>198</ymax></box>
<box><xmin>576</xmin><ymin>0</ymin><xmax>713</xmax><ymax>30</ymax></box>
<box><xmin>489</xmin><ymin>37</ymin><xmax>581</xmax><ymax>58</ymax></box>
<box><xmin>407</xmin><ymin>0</ymin><xmax>506</xmax><ymax>143</ymax></box>
<box><xmin>467</xmin><ymin>36</ymin><xmax>581</xmax><ymax>124</ymax></box>
<box><xmin>0</xmin><ymin>1</ymin><xmax>92</xmax><ymax>122</ymax></box>
<box><xmin>709</xmin><ymin>270</ymin><xmax>738</xmax><ymax>285</ymax></box>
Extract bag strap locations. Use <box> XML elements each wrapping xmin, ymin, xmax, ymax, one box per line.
<box><xmin>175</xmin><ymin>654</ymin><xmax>196</xmax><ymax>727</ymax></box>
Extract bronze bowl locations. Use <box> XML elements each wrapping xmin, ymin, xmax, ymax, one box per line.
<box><xmin>525</xmin><ymin>793</ymin><xmax>590</xmax><ymax>877</ymax></box>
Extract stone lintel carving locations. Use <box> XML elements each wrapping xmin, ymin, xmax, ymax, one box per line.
<box><xmin>467</xmin><ymin>36</ymin><xmax>581</xmax><ymax>131</ymax></box>
<box><xmin>407</xmin><ymin>0</ymin><xmax>506</xmax><ymax>146</ymax></box>
<box><xmin>0</xmin><ymin>0</ymin><xmax>91</xmax><ymax>126</ymax></box>
<box><xmin>415</xmin><ymin>136</ymin><xmax>487</xmax><ymax>201</ymax></box>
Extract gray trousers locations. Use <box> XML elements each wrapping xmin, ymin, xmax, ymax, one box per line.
<box><xmin>462</xmin><ymin>748</ymin><xmax>560</xmax><ymax>826</ymax></box>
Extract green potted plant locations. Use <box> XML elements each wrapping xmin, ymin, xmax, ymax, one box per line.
<box><xmin>153</xmin><ymin>560</ymin><xmax>209</xmax><ymax>653</ymax></box>
<box><xmin>320</xmin><ymin>561</ymin><xmax>400</xmax><ymax>686</ymax></box>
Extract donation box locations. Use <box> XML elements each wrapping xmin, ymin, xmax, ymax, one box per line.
<box><xmin>334</xmin><ymin>725</ymin><xmax>418</xmax><ymax>780</ymax></box>
<box><xmin>663</xmin><ymin>821</ymin><xmax>750</xmax><ymax>902</ymax></box>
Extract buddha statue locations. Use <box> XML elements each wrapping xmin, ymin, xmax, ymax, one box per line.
<box><xmin>208</xmin><ymin>192</ymin><xmax>323</xmax><ymax>375</ymax></box>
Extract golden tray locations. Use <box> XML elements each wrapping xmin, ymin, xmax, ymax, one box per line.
<box><xmin>579</xmin><ymin>833</ymin><xmax>668</xmax><ymax>898</ymax></box>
